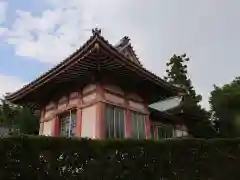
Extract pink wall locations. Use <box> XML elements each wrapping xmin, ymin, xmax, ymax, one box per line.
<box><xmin>81</xmin><ymin>105</ymin><xmax>97</xmax><ymax>138</ymax></box>
<box><xmin>40</xmin><ymin>82</ymin><xmax>150</xmax><ymax>139</ymax></box>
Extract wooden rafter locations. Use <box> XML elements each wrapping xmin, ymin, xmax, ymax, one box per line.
<box><xmin>5</xmin><ymin>29</ymin><xmax>184</xmax><ymax>107</ymax></box>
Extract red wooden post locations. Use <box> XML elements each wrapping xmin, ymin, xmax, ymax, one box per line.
<box><xmin>143</xmin><ymin>103</ymin><xmax>151</xmax><ymax>139</ymax></box>
<box><xmin>39</xmin><ymin>122</ymin><xmax>44</xmax><ymax>135</ymax></box>
<box><xmin>75</xmin><ymin>108</ymin><xmax>82</xmax><ymax>137</ymax></box>
<box><xmin>145</xmin><ymin>115</ymin><xmax>151</xmax><ymax>139</ymax></box>
<box><xmin>125</xmin><ymin>109</ymin><xmax>132</xmax><ymax>138</ymax></box>
<box><xmin>96</xmin><ymin>102</ymin><xmax>105</xmax><ymax>139</ymax></box>
<box><xmin>96</xmin><ymin>83</ymin><xmax>105</xmax><ymax>139</ymax></box>
<box><xmin>52</xmin><ymin>116</ymin><xmax>60</xmax><ymax>136</ymax></box>
<box><xmin>124</xmin><ymin>93</ymin><xmax>132</xmax><ymax>138</ymax></box>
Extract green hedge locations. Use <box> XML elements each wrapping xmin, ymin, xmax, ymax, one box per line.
<box><xmin>0</xmin><ymin>136</ymin><xmax>240</xmax><ymax>180</ymax></box>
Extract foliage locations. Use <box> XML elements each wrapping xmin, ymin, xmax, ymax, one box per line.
<box><xmin>0</xmin><ymin>99</ymin><xmax>16</xmax><ymax>125</ymax></box>
<box><xmin>14</xmin><ymin>106</ymin><xmax>39</xmax><ymax>135</ymax></box>
<box><xmin>0</xmin><ymin>99</ymin><xmax>39</xmax><ymax>135</ymax></box>
<box><xmin>0</xmin><ymin>136</ymin><xmax>240</xmax><ymax>180</ymax></box>
<box><xmin>210</xmin><ymin>77</ymin><xmax>240</xmax><ymax>137</ymax></box>
<box><xmin>164</xmin><ymin>54</ymin><xmax>216</xmax><ymax>138</ymax></box>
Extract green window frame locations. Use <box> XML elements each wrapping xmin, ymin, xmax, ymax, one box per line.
<box><xmin>59</xmin><ymin>110</ymin><xmax>77</xmax><ymax>137</ymax></box>
<box><xmin>104</xmin><ymin>105</ymin><xmax>125</xmax><ymax>139</ymax></box>
<box><xmin>156</xmin><ymin>125</ymin><xmax>174</xmax><ymax>139</ymax></box>
<box><xmin>131</xmin><ymin>112</ymin><xmax>146</xmax><ymax>139</ymax></box>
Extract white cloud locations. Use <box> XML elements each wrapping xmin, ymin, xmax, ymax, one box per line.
<box><xmin>0</xmin><ymin>75</ymin><xmax>25</xmax><ymax>99</ymax></box>
<box><xmin>4</xmin><ymin>1</ymin><xmax>94</xmax><ymax>63</ymax></box>
<box><xmin>0</xmin><ymin>27</ymin><xmax>7</xmax><ymax>35</ymax></box>
<box><xmin>0</xmin><ymin>1</ymin><xmax>7</xmax><ymax>24</ymax></box>
<box><xmin>3</xmin><ymin>0</ymin><xmax>240</xmax><ymax>109</ymax></box>
<box><xmin>3</xmin><ymin>0</ymin><xmax>138</xmax><ymax>63</ymax></box>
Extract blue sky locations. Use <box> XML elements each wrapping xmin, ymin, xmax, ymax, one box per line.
<box><xmin>1</xmin><ymin>0</ymin><xmax>240</xmax><ymax>109</ymax></box>
<box><xmin>0</xmin><ymin>0</ymin><xmax>52</xmax><ymax>84</ymax></box>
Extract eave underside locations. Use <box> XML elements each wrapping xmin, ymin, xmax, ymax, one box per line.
<box><xmin>7</xmin><ymin>47</ymin><xmax>179</xmax><ymax>109</ymax></box>
<box><xmin>149</xmin><ymin>108</ymin><xmax>181</xmax><ymax>125</ymax></box>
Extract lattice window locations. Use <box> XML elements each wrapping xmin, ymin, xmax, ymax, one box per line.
<box><xmin>156</xmin><ymin>125</ymin><xmax>174</xmax><ymax>139</ymax></box>
<box><xmin>131</xmin><ymin>112</ymin><xmax>146</xmax><ymax>139</ymax></box>
<box><xmin>59</xmin><ymin>110</ymin><xmax>76</xmax><ymax>137</ymax></box>
<box><xmin>104</xmin><ymin>105</ymin><xmax>125</xmax><ymax>139</ymax></box>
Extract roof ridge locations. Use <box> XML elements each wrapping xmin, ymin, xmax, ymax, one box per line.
<box><xmin>96</xmin><ymin>34</ymin><xmax>183</xmax><ymax>93</ymax></box>
<box><xmin>6</xmin><ymin>29</ymin><xmax>102</xmax><ymax>100</ymax></box>
<box><xmin>115</xmin><ymin>36</ymin><xmax>142</xmax><ymax>66</ymax></box>
<box><xmin>6</xmin><ymin>28</ymin><xmax>184</xmax><ymax>102</ymax></box>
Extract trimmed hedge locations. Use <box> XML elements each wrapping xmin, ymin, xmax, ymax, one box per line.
<box><xmin>0</xmin><ymin>136</ymin><xmax>240</xmax><ymax>180</ymax></box>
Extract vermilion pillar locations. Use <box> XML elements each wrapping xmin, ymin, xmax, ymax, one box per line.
<box><xmin>124</xmin><ymin>94</ymin><xmax>131</xmax><ymax>138</ymax></box>
<box><xmin>39</xmin><ymin>122</ymin><xmax>44</xmax><ymax>135</ymax></box>
<box><xmin>96</xmin><ymin>83</ymin><xmax>105</xmax><ymax>139</ymax></box>
<box><xmin>125</xmin><ymin>109</ymin><xmax>132</xmax><ymax>138</ymax></box>
<box><xmin>96</xmin><ymin>102</ymin><xmax>105</xmax><ymax>139</ymax></box>
<box><xmin>52</xmin><ymin>116</ymin><xmax>60</xmax><ymax>136</ymax></box>
<box><xmin>145</xmin><ymin>115</ymin><xmax>151</xmax><ymax>139</ymax></box>
<box><xmin>75</xmin><ymin>108</ymin><xmax>82</xmax><ymax>137</ymax></box>
<box><xmin>144</xmin><ymin>103</ymin><xmax>151</xmax><ymax>139</ymax></box>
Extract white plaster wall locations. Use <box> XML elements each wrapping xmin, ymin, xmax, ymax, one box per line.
<box><xmin>42</xmin><ymin>120</ymin><xmax>53</xmax><ymax>136</ymax></box>
<box><xmin>46</xmin><ymin>101</ymin><xmax>56</xmax><ymax>110</ymax></box>
<box><xmin>83</xmin><ymin>93</ymin><xmax>97</xmax><ymax>103</ymax></box>
<box><xmin>81</xmin><ymin>105</ymin><xmax>97</xmax><ymax>138</ymax></box>
<box><xmin>58</xmin><ymin>96</ymin><xmax>68</xmax><ymax>104</ymax></box>
<box><xmin>129</xmin><ymin>100</ymin><xmax>145</xmax><ymax>111</ymax></box>
<box><xmin>44</xmin><ymin>109</ymin><xmax>55</xmax><ymax>119</ymax></box>
<box><xmin>104</xmin><ymin>84</ymin><xmax>124</xmax><ymax>95</ymax></box>
<box><xmin>174</xmin><ymin>125</ymin><xmax>188</xmax><ymax>137</ymax></box>
<box><xmin>128</xmin><ymin>93</ymin><xmax>143</xmax><ymax>102</ymax></box>
<box><xmin>174</xmin><ymin>129</ymin><xmax>188</xmax><ymax>137</ymax></box>
<box><xmin>70</xmin><ymin>92</ymin><xmax>79</xmax><ymax>99</ymax></box>
<box><xmin>69</xmin><ymin>97</ymin><xmax>79</xmax><ymax>106</ymax></box>
<box><xmin>83</xmin><ymin>84</ymin><xmax>96</xmax><ymax>94</ymax></box>
<box><xmin>175</xmin><ymin>124</ymin><xmax>188</xmax><ymax>131</ymax></box>
<box><xmin>105</xmin><ymin>93</ymin><xmax>124</xmax><ymax>104</ymax></box>
<box><xmin>58</xmin><ymin>103</ymin><xmax>67</xmax><ymax>110</ymax></box>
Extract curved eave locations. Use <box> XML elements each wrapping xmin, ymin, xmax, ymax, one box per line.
<box><xmin>6</xmin><ymin>32</ymin><xmax>184</xmax><ymax>104</ymax></box>
<box><xmin>97</xmin><ymin>35</ymin><xmax>184</xmax><ymax>94</ymax></box>
<box><xmin>149</xmin><ymin>107</ymin><xmax>185</xmax><ymax>125</ymax></box>
<box><xmin>5</xmin><ymin>34</ymin><xmax>98</xmax><ymax>103</ymax></box>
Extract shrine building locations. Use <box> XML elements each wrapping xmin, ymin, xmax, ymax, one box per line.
<box><xmin>5</xmin><ymin>29</ymin><xmax>188</xmax><ymax>139</ymax></box>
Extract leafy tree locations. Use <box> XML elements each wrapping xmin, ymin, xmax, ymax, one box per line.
<box><xmin>0</xmin><ymin>98</ymin><xmax>39</xmax><ymax>135</ymax></box>
<box><xmin>164</xmin><ymin>54</ymin><xmax>216</xmax><ymax>138</ymax></box>
<box><xmin>210</xmin><ymin>77</ymin><xmax>240</xmax><ymax>137</ymax></box>
<box><xmin>14</xmin><ymin>106</ymin><xmax>39</xmax><ymax>135</ymax></box>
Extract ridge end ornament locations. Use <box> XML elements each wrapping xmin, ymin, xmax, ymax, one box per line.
<box><xmin>92</xmin><ymin>28</ymin><xmax>101</xmax><ymax>36</ymax></box>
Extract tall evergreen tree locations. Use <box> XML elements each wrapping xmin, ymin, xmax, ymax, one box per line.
<box><xmin>164</xmin><ymin>54</ymin><xmax>216</xmax><ymax>138</ymax></box>
<box><xmin>210</xmin><ymin>77</ymin><xmax>240</xmax><ymax>137</ymax></box>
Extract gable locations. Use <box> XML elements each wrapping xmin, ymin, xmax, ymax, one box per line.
<box><xmin>115</xmin><ymin>36</ymin><xmax>142</xmax><ymax>66</ymax></box>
